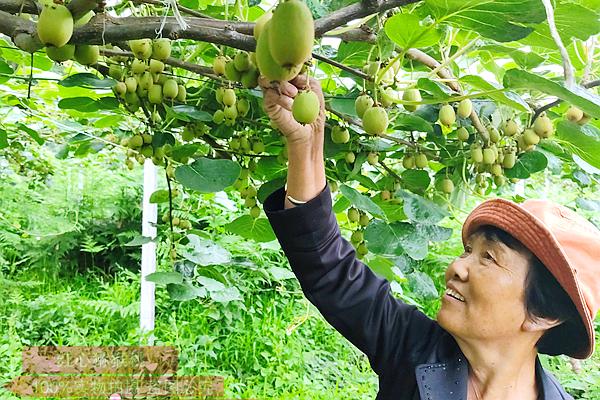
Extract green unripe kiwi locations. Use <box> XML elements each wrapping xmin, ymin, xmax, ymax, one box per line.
<box><xmin>128</xmin><ymin>135</ymin><xmax>143</xmax><ymax>148</ymax></box>
<box><xmin>129</xmin><ymin>39</ymin><xmax>152</xmax><ymax>60</ymax></box>
<box><xmin>233</xmin><ymin>51</ymin><xmax>251</xmax><ymax>72</ymax></box>
<box><xmin>213</xmin><ymin>109</ymin><xmax>225</xmax><ymax>124</ymax></box>
<box><xmin>252</xmin><ymin>140</ymin><xmax>265</xmax><ymax>153</ymax></box>
<box><xmin>347</xmin><ymin>208</ymin><xmax>359</xmax><ymax>222</ymax></box>
<box><xmin>523</xmin><ymin>128</ymin><xmax>540</xmax><ymax>146</ymax></box>
<box><xmin>148</xmin><ymin>84</ymin><xmax>163</xmax><ymax>104</ymax></box>
<box><xmin>292</xmin><ymin>90</ymin><xmax>320</xmax><ymax>124</ymax></box>
<box><xmin>124</xmin><ymin>76</ymin><xmax>138</xmax><ymax>93</ymax></box>
<box><xmin>224</xmin><ymin>61</ymin><xmax>242</xmax><ymax>82</ymax></box>
<box><xmin>213</xmin><ymin>56</ymin><xmax>228</xmax><ymax>75</ymax></box>
<box><xmin>138</xmin><ymin>71</ymin><xmax>153</xmax><ymax>90</ymax></box>
<box><xmin>489</xmin><ymin>127</ymin><xmax>501</xmax><ymax>143</ymax></box>
<box><xmin>439</xmin><ymin>105</ymin><xmax>456</xmax><ymax>127</ymax></box>
<box><xmin>162</xmin><ymin>79</ymin><xmax>179</xmax><ymax>100</ymax></box>
<box><xmin>533</xmin><ymin>115</ymin><xmax>554</xmax><ymax>138</ymax></box>
<box><xmin>256</xmin><ymin>23</ymin><xmax>301</xmax><ymax>82</ymax></box>
<box><xmin>253</xmin><ymin>10</ymin><xmax>273</xmax><ymax>39</ymax></box>
<box><xmin>355</xmin><ymin>94</ymin><xmax>374</xmax><ymax>118</ymax></box>
<box><xmin>250</xmin><ymin>206</ymin><xmax>261</xmax><ymax>219</ymax></box>
<box><xmin>269</xmin><ymin>0</ymin><xmax>314</xmax><ymax>67</ymax></box>
<box><xmin>362</xmin><ymin>107</ymin><xmax>388</xmax><ymax>135</ymax></box>
<box><xmin>108</xmin><ymin>64</ymin><xmax>124</xmax><ymax>80</ymax></box>
<box><xmin>482</xmin><ymin>148</ymin><xmax>496</xmax><ymax>164</ymax></box>
<box><xmin>502</xmin><ymin>152</ymin><xmax>516</xmax><ymax>169</ymax></box>
<box><xmin>149</xmin><ymin>59</ymin><xmax>164</xmax><ymax>74</ymax></box>
<box><xmin>114</xmin><ymin>81</ymin><xmax>127</xmax><ymax>97</ymax></box>
<box><xmin>14</xmin><ymin>32</ymin><xmax>44</xmax><ymax>53</ymax></box>
<box><xmin>470</xmin><ymin>147</ymin><xmax>483</xmax><ymax>163</ymax></box>
<box><xmin>490</xmin><ymin>163</ymin><xmax>503</xmax><ymax>176</ymax></box>
<box><xmin>237</xmin><ymin>98</ymin><xmax>250</xmax><ymax>117</ymax></box>
<box><xmin>241</xmin><ymin>67</ymin><xmax>259</xmax><ymax>88</ymax></box>
<box><xmin>357</xmin><ymin>243</ymin><xmax>368</xmax><ymax>256</ymax></box>
<box><xmin>224</xmin><ymin>105</ymin><xmax>238</xmax><ymax>120</ymax></box>
<box><xmin>140</xmin><ymin>145</ymin><xmax>154</xmax><ymax>158</ymax></box>
<box><xmin>379</xmin><ymin>87</ymin><xmax>395</xmax><ymax>108</ymax></box>
<box><xmin>441</xmin><ymin>178</ymin><xmax>454</xmax><ymax>194</ymax></box>
<box><xmin>351</xmin><ymin>230</ymin><xmax>364</xmax><ymax>243</ymax></box>
<box><xmin>403</xmin><ymin>155</ymin><xmax>415</xmax><ymax>169</ymax></box>
<box><xmin>131</xmin><ymin>59</ymin><xmax>146</xmax><ymax>74</ymax></box>
<box><xmin>223</xmin><ymin>89</ymin><xmax>237</xmax><ymax>107</ymax></box>
<box><xmin>415</xmin><ymin>153</ymin><xmax>428</xmax><ymax>169</ymax></box>
<box><xmin>74</xmin><ymin>45</ymin><xmax>99</xmax><ymax>66</ymax></box>
<box><xmin>457</xmin><ymin>99</ymin><xmax>472</xmax><ymax>118</ymax></box>
<box><xmin>457</xmin><ymin>127</ymin><xmax>470</xmax><ymax>141</ymax></box>
<box><xmin>245</xmin><ymin>197</ymin><xmax>257</xmax><ymax>208</ymax></box>
<box><xmin>502</xmin><ymin>119</ymin><xmax>519</xmax><ymax>136</ymax></box>
<box><xmin>152</xmin><ymin>38</ymin><xmax>171</xmax><ymax>61</ymax></box>
<box><xmin>494</xmin><ymin>175</ymin><xmax>506</xmax><ymax>187</ymax></box>
<box><xmin>402</xmin><ymin>89</ymin><xmax>421</xmax><ymax>112</ymax></box>
<box><xmin>331</xmin><ymin>126</ymin><xmax>350</xmax><ymax>144</ymax></box>
<box><xmin>565</xmin><ymin>106</ymin><xmax>583</xmax><ymax>122</ymax></box>
<box><xmin>37</xmin><ymin>3</ymin><xmax>73</xmax><ymax>47</ymax></box>
<box><xmin>46</xmin><ymin>45</ymin><xmax>75</xmax><ymax>62</ymax></box>
<box><xmin>345</xmin><ymin>151</ymin><xmax>356</xmax><ymax>164</ymax></box>
<box><xmin>359</xmin><ymin>213</ymin><xmax>370</xmax><ymax>227</ymax></box>
<box><xmin>367</xmin><ymin>152</ymin><xmax>379</xmax><ymax>165</ymax></box>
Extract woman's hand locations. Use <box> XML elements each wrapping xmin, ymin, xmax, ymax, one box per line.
<box><xmin>259</xmin><ymin>75</ymin><xmax>327</xmax><ymax>208</ymax></box>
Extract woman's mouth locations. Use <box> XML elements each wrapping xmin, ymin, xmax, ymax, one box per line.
<box><xmin>444</xmin><ymin>288</ymin><xmax>465</xmax><ymax>302</ymax></box>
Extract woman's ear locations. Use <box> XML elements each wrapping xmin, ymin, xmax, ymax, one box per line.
<box><xmin>522</xmin><ymin>314</ymin><xmax>562</xmax><ymax>333</ymax></box>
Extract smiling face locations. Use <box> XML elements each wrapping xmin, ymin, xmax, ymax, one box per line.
<box><xmin>437</xmin><ymin>229</ymin><xmax>533</xmax><ymax>342</ymax></box>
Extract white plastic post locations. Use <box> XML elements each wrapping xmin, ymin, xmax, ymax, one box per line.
<box><xmin>140</xmin><ymin>159</ymin><xmax>158</xmax><ymax>345</ymax></box>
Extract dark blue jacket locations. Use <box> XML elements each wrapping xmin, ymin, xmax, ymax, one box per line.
<box><xmin>264</xmin><ymin>186</ymin><xmax>573</xmax><ymax>400</ymax></box>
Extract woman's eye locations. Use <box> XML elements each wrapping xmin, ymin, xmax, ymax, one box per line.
<box><xmin>483</xmin><ymin>252</ymin><xmax>495</xmax><ymax>261</ymax></box>
<box><xmin>460</xmin><ymin>246</ymin><xmax>472</xmax><ymax>257</ymax></box>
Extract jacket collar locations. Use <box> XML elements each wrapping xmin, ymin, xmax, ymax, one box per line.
<box><xmin>415</xmin><ymin>355</ymin><xmax>570</xmax><ymax>400</ymax></box>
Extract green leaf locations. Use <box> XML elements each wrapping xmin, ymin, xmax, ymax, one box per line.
<box><xmin>0</xmin><ymin>59</ymin><xmax>14</xmax><ymax>74</ymax></box>
<box><xmin>17</xmin><ymin>123</ymin><xmax>44</xmax><ymax>145</ymax></box>
<box><xmin>149</xmin><ymin>189</ymin><xmax>170</xmax><ymax>203</ymax></box>
<box><xmin>183</xmin><ymin>234</ymin><xmax>231</xmax><ymax>266</ymax></box>
<box><xmin>425</xmin><ymin>0</ymin><xmax>545</xmax><ymax>42</ymax></box>
<box><xmin>504</xmin><ymin>150</ymin><xmax>548</xmax><ymax>179</ymax></box>
<box><xmin>417</xmin><ymin>78</ymin><xmax>453</xmax><ymax>99</ymax></box>
<box><xmin>175</xmin><ymin>157</ymin><xmax>241</xmax><ymax>193</ymax></box>
<box><xmin>384</xmin><ymin>13</ymin><xmax>440</xmax><ymax>48</ymax></box>
<box><xmin>503</xmin><ymin>70</ymin><xmax>600</xmax><ymax>119</ymax></box>
<box><xmin>169</xmin><ymin>105</ymin><xmax>213</xmax><ymax>122</ymax></box>
<box><xmin>328</xmin><ymin>97</ymin><xmax>358</xmax><ymax>117</ymax></box>
<box><xmin>393</xmin><ymin>113</ymin><xmax>433</xmax><ymax>133</ymax></box>
<box><xmin>58</xmin><ymin>96</ymin><xmax>119</xmax><ymax>112</ymax></box>
<box><xmin>124</xmin><ymin>235</ymin><xmax>154</xmax><ymax>246</ymax></box>
<box><xmin>166</xmin><ymin>282</ymin><xmax>205</xmax><ymax>301</ymax></box>
<box><xmin>339</xmin><ymin>185</ymin><xmax>385</xmax><ymax>219</ymax></box>
<box><xmin>400</xmin><ymin>169</ymin><xmax>431</xmax><ymax>193</ymax></box>
<box><xmin>225</xmin><ymin>215</ymin><xmax>276</xmax><ymax>242</ymax></box>
<box><xmin>257</xmin><ymin>177</ymin><xmax>286</xmax><ymax>203</ymax></box>
<box><xmin>0</xmin><ymin>129</ymin><xmax>8</xmax><ymax>149</ymax></box>
<box><xmin>170</xmin><ymin>144</ymin><xmax>200</xmax><ymax>159</ymax></box>
<box><xmin>364</xmin><ymin>220</ymin><xmax>428</xmax><ymax>260</ymax></box>
<box><xmin>59</xmin><ymin>73</ymin><xmax>115</xmax><ymax>89</ymax></box>
<box><xmin>399</xmin><ymin>191</ymin><xmax>448</xmax><ymax>224</ymax></box>
<box><xmin>556</xmin><ymin>121</ymin><xmax>600</xmax><ymax>169</ymax></box>
<box><xmin>145</xmin><ymin>271</ymin><xmax>184</xmax><ymax>285</ymax></box>
<box><xmin>407</xmin><ymin>271</ymin><xmax>438</xmax><ymax>299</ymax></box>
<box><xmin>459</xmin><ymin>75</ymin><xmax>529</xmax><ymax>112</ymax></box>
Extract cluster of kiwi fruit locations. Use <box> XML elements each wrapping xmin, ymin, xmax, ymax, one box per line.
<box><xmin>228</xmin><ymin>132</ymin><xmax>265</xmax><ymax>154</ymax></box>
<box><xmin>347</xmin><ymin>207</ymin><xmax>371</xmax><ymax>259</ymax></box>
<box><xmin>254</xmin><ymin>0</ymin><xmax>320</xmax><ymax>125</ymax></box>
<box><xmin>232</xmin><ymin>166</ymin><xmax>261</xmax><ymax>219</ymax></box>
<box><xmin>213</xmin><ymin>87</ymin><xmax>250</xmax><ymax>126</ymax></box>
<box><xmin>213</xmin><ymin>51</ymin><xmax>259</xmax><ymax>89</ymax></box>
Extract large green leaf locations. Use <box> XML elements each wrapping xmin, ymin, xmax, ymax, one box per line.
<box><xmin>149</xmin><ymin>189</ymin><xmax>170</xmax><ymax>204</ymax></box>
<box><xmin>504</xmin><ymin>150</ymin><xmax>548</xmax><ymax>179</ymax></box>
<box><xmin>399</xmin><ymin>191</ymin><xmax>448</xmax><ymax>225</ymax></box>
<box><xmin>556</xmin><ymin>121</ymin><xmax>600</xmax><ymax>169</ymax></box>
<box><xmin>400</xmin><ymin>169</ymin><xmax>431</xmax><ymax>193</ymax></box>
<box><xmin>145</xmin><ymin>271</ymin><xmax>184</xmax><ymax>285</ymax></box>
<box><xmin>167</xmin><ymin>105</ymin><xmax>213</xmax><ymax>122</ymax></box>
<box><xmin>340</xmin><ymin>185</ymin><xmax>385</xmax><ymax>219</ymax></box>
<box><xmin>166</xmin><ymin>282</ymin><xmax>205</xmax><ymax>301</ymax></box>
<box><xmin>58</xmin><ymin>97</ymin><xmax>119</xmax><ymax>112</ymax></box>
<box><xmin>59</xmin><ymin>73</ymin><xmax>115</xmax><ymax>89</ymax></box>
<box><xmin>425</xmin><ymin>0</ymin><xmax>545</xmax><ymax>42</ymax></box>
<box><xmin>0</xmin><ymin>129</ymin><xmax>8</xmax><ymax>149</ymax></box>
<box><xmin>182</xmin><ymin>234</ymin><xmax>231</xmax><ymax>266</ymax></box>
<box><xmin>417</xmin><ymin>78</ymin><xmax>453</xmax><ymax>100</ymax></box>
<box><xmin>225</xmin><ymin>215</ymin><xmax>276</xmax><ymax>242</ymax></box>
<box><xmin>503</xmin><ymin>70</ymin><xmax>600</xmax><ymax>119</ymax></box>
<box><xmin>364</xmin><ymin>220</ymin><xmax>441</xmax><ymax>260</ymax></box>
<box><xmin>459</xmin><ymin>75</ymin><xmax>529</xmax><ymax>112</ymax></box>
<box><xmin>393</xmin><ymin>113</ymin><xmax>433</xmax><ymax>133</ymax></box>
<box><xmin>384</xmin><ymin>13</ymin><xmax>440</xmax><ymax>49</ymax></box>
<box><xmin>175</xmin><ymin>157</ymin><xmax>241</xmax><ymax>193</ymax></box>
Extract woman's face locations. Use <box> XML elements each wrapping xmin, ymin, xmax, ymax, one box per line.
<box><xmin>437</xmin><ymin>232</ymin><xmax>532</xmax><ymax>341</ymax></box>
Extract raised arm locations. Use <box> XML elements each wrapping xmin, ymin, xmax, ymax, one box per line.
<box><xmin>259</xmin><ymin>76</ymin><xmax>442</xmax><ymax>375</ymax></box>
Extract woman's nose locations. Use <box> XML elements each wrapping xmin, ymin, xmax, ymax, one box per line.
<box><xmin>447</xmin><ymin>256</ymin><xmax>469</xmax><ymax>281</ymax></box>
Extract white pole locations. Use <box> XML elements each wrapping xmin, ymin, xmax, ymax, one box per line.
<box><xmin>140</xmin><ymin>159</ymin><xmax>158</xmax><ymax>345</ymax></box>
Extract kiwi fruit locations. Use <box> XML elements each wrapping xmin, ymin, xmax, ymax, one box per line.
<box><xmin>362</xmin><ymin>107</ymin><xmax>388</xmax><ymax>135</ymax></box>
<box><xmin>355</xmin><ymin>94</ymin><xmax>374</xmax><ymax>118</ymax></box>
<box><xmin>37</xmin><ymin>4</ymin><xmax>73</xmax><ymax>47</ymax></box>
<box><xmin>457</xmin><ymin>99</ymin><xmax>472</xmax><ymax>118</ymax></box>
<box><xmin>268</xmin><ymin>0</ymin><xmax>314</xmax><ymax>67</ymax></box>
<box><xmin>292</xmin><ymin>90</ymin><xmax>320</xmax><ymax>124</ymax></box>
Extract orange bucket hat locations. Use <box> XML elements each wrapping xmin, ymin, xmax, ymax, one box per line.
<box><xmin>462</xmin><ymin>198</ymin><xmax>600</xmax><ymax>359</ymax></box>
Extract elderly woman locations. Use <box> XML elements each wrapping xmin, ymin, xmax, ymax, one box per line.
<box><xmin>259</xmin><ymin>77</ymin><xmax>600</xmax><ymax>400</ymax></box>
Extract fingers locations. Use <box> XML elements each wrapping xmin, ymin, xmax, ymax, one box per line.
<box><xmin>263</xmin><ymin>87</ymin><xmax>293</xmax><ymax>111</ymax></box>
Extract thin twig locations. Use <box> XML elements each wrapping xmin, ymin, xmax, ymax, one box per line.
<box><xmin>531</xmin><ymin>79</ymin><xmax>600</xmax><ymax>122</ymax></box>
<box><xmin>312</xmin><ymin>52</ymin><xmax>370</xmax><ymax>81</ymax></box>
<box><xmin>540</xmin><ymin>0</ymin><xmax>575</xmax><ymax>88</ymax></box>
<box><xmin>133</xmin><ymin>0</ymin><xmax>211</xmax><ymax>19</ymax></box>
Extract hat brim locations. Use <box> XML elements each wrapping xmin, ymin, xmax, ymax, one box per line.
<box><xmin>462</xmin><ymin>198</ymin><xmax>594</xmax><ymax>359</ymax></box>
